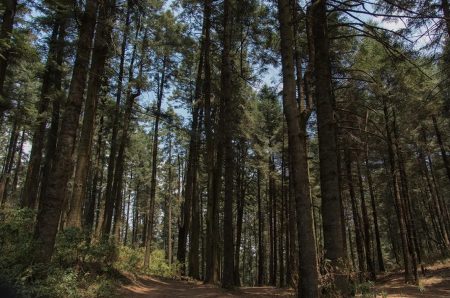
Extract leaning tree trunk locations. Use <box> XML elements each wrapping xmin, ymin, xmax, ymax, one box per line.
<box><xmin>21</xmin><ymin>20</ymin><xmax>64</xmax><ymax>209</ymax></box>
<box><xmin>33</xmin><ymin>0</ymin><xmax>99</xmax><ymax>264</ymax></box>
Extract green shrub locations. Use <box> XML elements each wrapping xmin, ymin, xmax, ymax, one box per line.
<box><xmin>0</xmin><ymin>208</ymin><xmax>35</xmax><ymax>295</ymax></box>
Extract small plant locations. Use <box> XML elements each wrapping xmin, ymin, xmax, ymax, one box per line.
<box><xmin>418</xmin><ymin>280</ymin><xmax>426</xmax><ymax>293</ymax></box>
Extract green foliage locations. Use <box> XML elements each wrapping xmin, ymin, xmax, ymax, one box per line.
<box><xmin>0</xmin><ymin>211</ymin><xmax>121</xmax><ymax>297</ymax></box>
<box><xmin>0</xmin><ymin>208</ymin><xmax>35</xmax><ymax>296</ymax></box>
<box><xmin>353</xmin><ymin>281</ymin><xmax>376</xmax><ymax>298</ymax></box>
<box><xmin>115</xmin><ymin>247</ymin><xmax>179</xmax><ymax>278</ymax></box>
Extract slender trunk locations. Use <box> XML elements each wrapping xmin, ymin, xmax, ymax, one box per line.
<box><xmin>432</xmin><ymin>115</ymin><xmax>450</xmax><ymax>185</ymax></box>
<box><xmin>85</xmin><ymin>116</ymin><xmax>105</xmax><ymax>234</ymax></box>
<box><xmin>167</xmin><ymin>136</ymin><xmax>173</xmax><ymax>265</ymax></box>
<box><xmin>344</xmin><ymin>148</ymin><xmax>365</xmax><ymax>280</ymax></box>
<box><xmin>33</xmin><ymin>0</ymin><xmax>99</xmax><ymax>263</ymax></box>
<box><xmin>203</xmin><ymin>0</ymin><xmax>219</xmax><ymax>284</ymax></box>
<box><xmin>187</xmin><ymin>32</ymin><xmax>206</xmax><ymax>279</ymax></box>
<box><xmin>111</xmin><ymin>22</ymin><xmax>142</xmax><ymax>240</ymax></box>
<box><xmin>257</xmin><ymin>169</ymin><xmax>265</xmax><ymax>285</ymax></box>
<box><xmin>179</xmin><ymin>51</ymin><xmax>203</xmax><ymax>275</ymax></box>
<box><xmin>364</xmin><ymin>144</ymin><xmax>385</xmax><ymax>272</ymax></box>
<box><xmin>356</xmin><ymin>154</ymin><xmax>375</xmax><ymax>280</ymax></box>
<box><xmin>234</xmin><ymin>146</ymin><xmax>246</xmax><ymax>286</ymax></box>
<box><xmin>11</xmin><ymin>129</ymin><xmax>25</xmax><ymax>201</ymax></box>
<box><xmin>393</xmin><ymin>112</ymin><xmax>419</xmax><ymax>281</ymax></box>
<box><xmin>0</xmin><ymin>116</ymin><xmax>19</xmax><ymax>205</ymax></box>
<box><xmin>144</xmin><ymin>55</ymin><xmax>166</xmax><ymax>267</ymax></box>
<box><xmin>382</xmin><ymin>97</ymin><xmax>412</xmax><ymax>282</ymax></box>
<box><xmin>102</xmin><ymin>3</ymin><xmax>132</xmax><ymax>236</ymax></box>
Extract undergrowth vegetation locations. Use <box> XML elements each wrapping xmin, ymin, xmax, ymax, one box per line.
<box><xmin>0</xmin><ymin>209</ymin><xmax>178</xmax><ymax>297</ymax></box>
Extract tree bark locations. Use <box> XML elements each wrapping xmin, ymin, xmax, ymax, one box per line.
<box><xmin>66</xmin><ymin>0</ymin><xmax>115</xmax><ymax>228</ymax></box>
<box><xmin>364</xmin><ymin>143</ymin><xmax>385</xmax><ymax>272</ymax></box>
<box><xmin>221</xmin><ymin>0</ymin><xmax>235</xmax><ymax>289</ymax></box>
<box><xmin>21</xmin><ymin>20</ymin><xmax>64</xmax><ymax>208</ymax></box>
<box><xmin>278</xmin><ymin>0</ymin><xmax>319</xmax><ymax>295</ymax></box>
<box><xmin>344</xmin><ymin>148</ymin><xmax>365</xmax><ymax>281</ymax></box>
<box><xmin>356</xmin><ymin>153</ymin><xmax>375</xmax><ymax>280</ymax></box>
<box><xmin>382</xmin><ymin>97</ymin><xmax>413</xmax><ymax>282</ymax></box>
<box><xmin>203</xmin><ymin>0</ymin><xmax>220</xmax><ymax>284</ymax></box>
<box><xmin>144</xmin><ymin>55</ymin><xmax>166</xmax><ymax>267</ymax></box>
<box><xmin>33</xmin><ymin>0</ymin><xmax>98</xmax><ymax>264</ymax></box>
<box><xmin>311</xmin><ymin>2</ymin><xmax>347</xmax><ymax>291</ymax></box>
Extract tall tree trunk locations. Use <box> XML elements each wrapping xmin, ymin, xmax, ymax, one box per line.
<box><xmin>102</xmin><ymin>2</ymin><xmax>133</xmax><ymax>236</ymax></box>
<box><xmin>234</xmin><ymin>143</ymin><xmax>246</xmax><ymax>286</ymax></box>
<box><xmin>364</xmin><ymin>140</ymin><xmax>385</xmax><ymax>272</ymax></box>
<box><xmin>21</xmin><ymin>20</ymin><xmax>65</xmax><ymax>208</ymax></box>
<box><xmin>187</xmin><ymin>32</ymin><xmax>205</xmax><ymax>279</ymax></box>
<box><xmin>38</xmin><ymin>17</ymin><xmax>66</xmax><ymax>210</ymax></box>
<box><xmin>311</xmin><ymin>0</ymin><xmax>347</xmax><ymax>292</ymax></box>
<box><xmin>85</xmin><ymin>115</ymin><xmax>105</xmax><ymax>235</ymax></box>
<box><xmin>257</xmin><ymin>169</ymin><xmax>265</xmax><ymax>285</ymax></box>
<box><xmin>111</xmin><ymin>21</ymin><xmax>143</xmax><ymax>241</ymax></box>
<box><xmin>144</xmin><ymin>56</ymin><xmax>166</xmax><ymax>267</ymax></box>
<box><xmin>167</xmin><ymin>135</ymin><xmax>173</xmax><ymax>265</ymax></box>
<box><xmin>0</xmin><ymin>115</ymin><xmax>19</xmax><ymax>205</ymax></box>
<box><xmin>203</xmin><ymin>0</ymin><xmax>219</xmax><ymax>284</ymax></box>
<box><xmin>344</xmin><ymin>148</ymin><xmax>365</xmax><ymax>281</ymax></box>
<box><xmin>179</xmin><ymin>43</ymin><xmax>203</xmax><ymax>276</ymax></box>
<box><xmin>432</xmin><ymin>115</ymin><xmax>450</xmax><ymax>184</ymax></box>
<box><xmin>67</xmin><ymin>0</ymin><xmax>115</xmax><ymax>228</ymax></box>
<box><xmin>221</xmin><ymin>0</ymin><xmax>235</xmax><ymax>289</ymax></box>
<box><xmin>356</xmin><ymin>153</ymin><xmax>375</xmax><ymax>280</ymax></box>
<box><xmin>382</xmin><ymin>97</ymin><xmax>413</xmax><ymax>282</ymax></box>
<box><xmin>33</xmin><ymin>0</ymin><xmax>99</xmax><ymax>264</ymax></box>
<box><xmin>278</xmin><ymin>0</ymin><xmax>319</xmax><ymax>295</ymax></box>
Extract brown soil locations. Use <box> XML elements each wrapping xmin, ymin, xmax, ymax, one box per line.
<box><xmin>120</xmin><ymin>260</ymin><xmax>450</xmax><ymax>297</ymax></box>
<box><xmin>375</xmin><ymin>260</ymin><xmax>450</xmax><ymax>297</ymax></box>
<box><xmin>120</xmin><ymin>276</ymin><xmax>294</xmax><ymax>297</ymax></box>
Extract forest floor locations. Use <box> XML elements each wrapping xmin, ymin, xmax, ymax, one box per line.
<box><xmin>374</xmin><ymin>259</ymin><xmax>450</xmax><ymax>297</ymax></box>
<box><xmin>119</xmin><ymin>275</ymin><xmax>294</xmax><ymax>297</ymax></box>
<box><xmin>119</xmin><ymin>260</ymin><xmax>450</xmax><ymax>297</ymax></box>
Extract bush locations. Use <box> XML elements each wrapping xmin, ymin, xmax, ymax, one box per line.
<box><xmin>115</xmin><ymin>246</ymin><xmax>179</xmax><ymax>278</ymax></box>
<box><xmin>0</xmin><ymin>208</ymin><xmax>35</xmax><ymax>295</ymax></box>
<box><xmin>0</xmin><ymin>209</ymin><xmax>120</xmax><ymax>297</ymax></box>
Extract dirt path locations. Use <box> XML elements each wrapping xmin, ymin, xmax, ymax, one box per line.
<box><xmin>120</xmin><ymin>261</ymin><xmax>450</xmax><ymax>297</ymax></box>
<box><xmin>375</xmin><ymin>260</ymin><xmax>450</xmax><ymax>297</ymax></box>
<box><xmin>120</xmin><ymin>276</ymin><xmax>294</xmax><ymax>297</ymax></box>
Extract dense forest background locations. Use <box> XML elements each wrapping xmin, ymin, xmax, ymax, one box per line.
<box><xmin>1</xmin><ymin>0</ymin><xmax>450</xmax><ymax>297</ymax></box>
